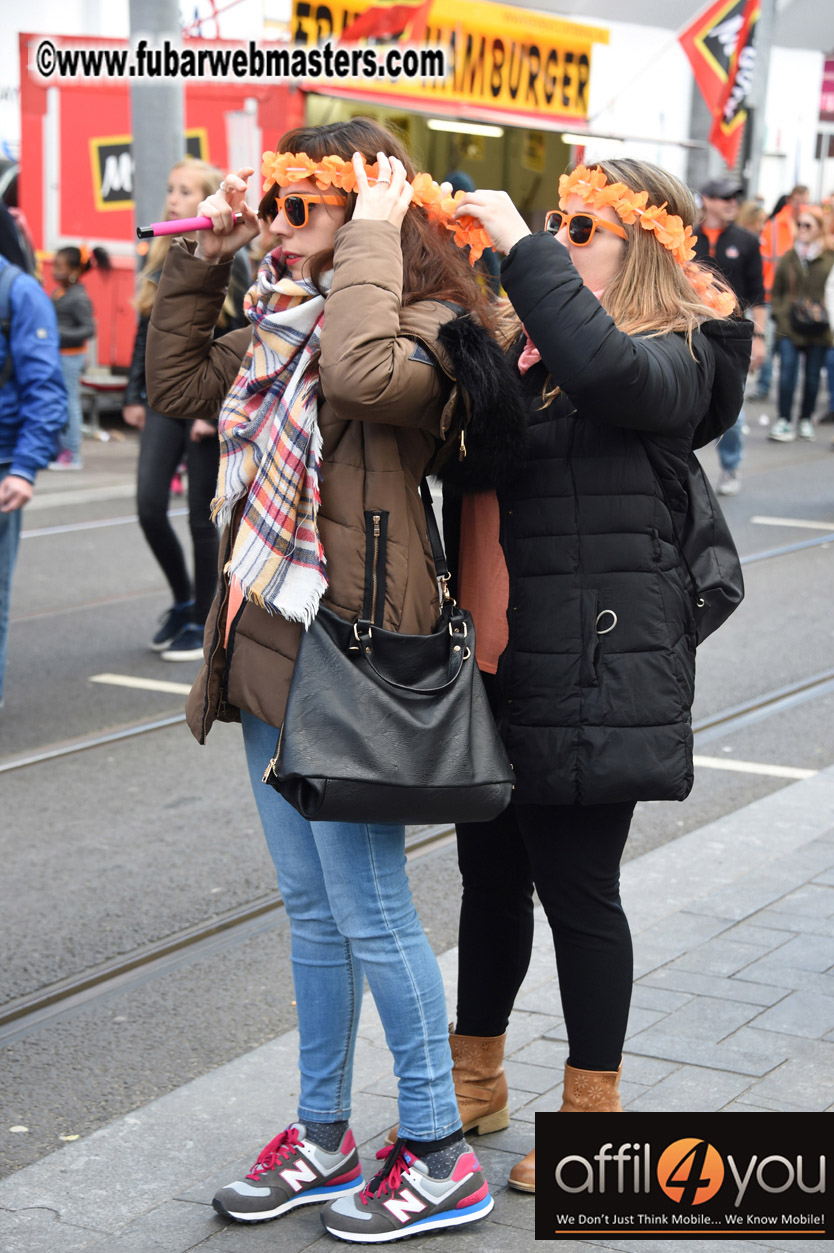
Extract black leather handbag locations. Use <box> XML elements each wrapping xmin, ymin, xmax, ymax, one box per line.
<box><xmin>643</xmin><ymin>444</ymin><xmax>744</xmax><ymax>645</ymax></box>
<box><xmin>262</xmin><ymin>481</ymin><xmax>515</xmax><ymax>823</ymax></box>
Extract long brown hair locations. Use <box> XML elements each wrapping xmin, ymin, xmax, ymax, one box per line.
<box><xmin>259</xmin><ymin>117</ymin><xmax>494</xmax><ymax>327</ymax></box>
<box><xmin>135</xmin><ymin>158</ymin><xmax>224</xmax><ymax>317</ymax></box>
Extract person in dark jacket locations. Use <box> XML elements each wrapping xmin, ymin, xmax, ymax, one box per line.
<box><xmin>48</xmin><ymin>244</ymin><xmax>111</xmax><ymax>470</ymax></box>
<box><xmin>443</xmin><ymin>160</ymin><xmax>752</xmax><ymax>1193</ymax></box>
<box><xmin>123</xmin><ymin>158</ymin><xmax>251</xmax><ymax>660</ymax></box>
<box><xmin>692</xmin><ymin>176</ymin><xmax>766</xmax><ymax>494</ymax></box>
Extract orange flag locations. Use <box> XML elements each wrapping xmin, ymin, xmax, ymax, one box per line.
<box><xmin>709</xmin><ymin>0</ymin><xmax>759</xmax><ymax>166</ymax></box>
<box><xmin>339</xmin><ymin>0</ymin><xmax>434</xmax><ymax>43</ymax></box>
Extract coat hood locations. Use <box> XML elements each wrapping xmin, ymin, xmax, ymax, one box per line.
<box><xmin>692</xmin><ymin>316</ymin><xmax>753</xmax><ymax>449</ymax></box>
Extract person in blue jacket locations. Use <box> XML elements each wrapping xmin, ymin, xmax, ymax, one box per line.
<box><xmin>0</xmin><ymin>255</ymin><xmax>67</xmax><ymax>707</ymax></box>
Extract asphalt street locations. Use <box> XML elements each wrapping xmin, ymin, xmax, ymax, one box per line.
<box><xmin>1</xmin><ymin>396</ymin><xmax>833</xmax><ymax>1177</ymax></box>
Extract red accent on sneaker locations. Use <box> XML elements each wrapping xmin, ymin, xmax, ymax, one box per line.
<box><xmin>452</xmin><ymin>1152</ymin><xmax>480</xmax><ymax>1181</ymax></box>
<box><xmin>246</xmin><ymin>1126</ymin><xmax>302</xmax><ymax>1180</ymax></box>
<box><xmin>456</xmin><ymin>1180</ymin><xmax>489</xmax><ymax>1208</ymax></box>
<box><xmin>330</xmin><ymin>1163</ymin><xmax>363</xmax><ymax>1185</ymax></box>
<box><xmin>340</xmin><ymin>1129</ymin><xmax>357</xmax><ymax>1155</ymax></box>
<box><xmin>361</xmin><ymin>1144</ymin><xmax>408</xmax><ymax>1204</ymax></box>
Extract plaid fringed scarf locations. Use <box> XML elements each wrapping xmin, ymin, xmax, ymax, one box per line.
<box><xmin>212</xmin><ymin>253</ymin><xmax>331</xmax><ymax>625</ymax></box>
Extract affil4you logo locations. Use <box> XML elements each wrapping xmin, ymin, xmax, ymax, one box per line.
<box><xmin>536</xmin><ymin>1114</ymin><xmax>830</xmax><ymax>1241</ymax></box>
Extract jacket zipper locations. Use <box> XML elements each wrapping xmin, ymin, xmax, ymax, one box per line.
<box><xmin>370</xmin><ymin>513</ymin><xmax>381</xmax><ymax>624</ymax></box>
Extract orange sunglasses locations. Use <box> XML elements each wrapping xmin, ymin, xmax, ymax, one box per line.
<box><xmin>544</xmin><ymin>210</ymin><xmax>628</xmax><ymax>245</ymax></box>
<box><xmin>265</xmin><ymin>194</ymin><xmax>345</xmax><ymax>228</ymax></box>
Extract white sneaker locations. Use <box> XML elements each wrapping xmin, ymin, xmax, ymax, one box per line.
<box><xmin>798</xmin><ymin>419</ymin><xmax>815</xmax><ymax>440</ymax></box>
<box><xmin>717</xmin><ymin>470</ymin><xmax>741</xmax><ymax>496</ymax></box>
<box><xmin>768</xmin><ymin>419</ymin><xmax>795</xmax><ymax>442</ymax></box>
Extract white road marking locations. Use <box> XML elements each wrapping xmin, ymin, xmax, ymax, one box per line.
<box><xmin>693</xmin><ymin>755</ymin><xmax>816</xmax><ymax>780</ymax></box>
<box><xmin>751</xmin><ymin>516</ymin><xmax>834</xmax><ymax>532</ymax></box>
<box><xmin>26</xmin><ymin>484</ymin><xmax>137</xmax><ymax>511</ymax></box>
<box><xmin>90</xmin><ymin>673</ymin><xmax>193</xmax><ymax>696</ymax></box>
<box><xmin>23</xmin><ymin>509</ymin><xmax>187</xmax><ymax>539</ymax></box>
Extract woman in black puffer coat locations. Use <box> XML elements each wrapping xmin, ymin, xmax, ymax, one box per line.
<box><xmin>440</xmin><ymin>160</ymin><xmax>752</xmax><ymax>1193</ymax></box>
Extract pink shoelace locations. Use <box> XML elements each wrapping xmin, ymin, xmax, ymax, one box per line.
<box><xmin>360</xmin><ymin>1143</ymin><xmax>410</xmax><ymax>1205</ymax></box>
<box><xmin>246</xmin><ymin>1125</ymin><xmax>302</xmax><ymax>1181</ymax></box>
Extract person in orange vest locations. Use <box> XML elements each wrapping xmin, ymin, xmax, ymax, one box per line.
<box><xmin>752</xmin><ymin>184</ymin><xmax>809</xmax><ymax>400</ymax></box>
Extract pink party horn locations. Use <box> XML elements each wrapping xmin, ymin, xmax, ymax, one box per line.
<box><xmin>136</xmin><ymin>213</ymin><xmax>244</xmax><ymax>239</ymax></box>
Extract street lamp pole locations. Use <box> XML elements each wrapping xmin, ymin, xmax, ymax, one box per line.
<box><xmin>743</xmin><ymin>0</ymin><xmax>777</xmax><ymax>198</ymax></box>
<box><xmin>129</xmin><ymin>0</ymin><xmax>185</xmax><ymax>256</ymax></box>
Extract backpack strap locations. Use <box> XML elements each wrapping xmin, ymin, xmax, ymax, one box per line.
<box><xmin>0</xmin><ymin>263</ymin><xmax>23</xmax><ymax>389</ymax></box>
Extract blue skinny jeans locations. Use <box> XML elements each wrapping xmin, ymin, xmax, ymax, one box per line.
<box><xmin>241</xmin><ymin>708</ymin><xmax>461</xmax><ymax>1141</ymax></box>
<box><xmin>777</xmin><ymin>336</ymin><xmax>827</xmax><ymax>421</ymax></box>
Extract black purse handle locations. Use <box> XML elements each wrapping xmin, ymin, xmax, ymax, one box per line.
<box><xmin>354</xmin><ymin>619</ymin><xmax>469</xmax><ymax>695</ymax></box>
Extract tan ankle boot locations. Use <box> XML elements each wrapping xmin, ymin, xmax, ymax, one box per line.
<box><xmin>561</xmin><ymin>1060</ymin><xmax>623</xmax><ymax>1112</ymax></box>
<box><xmin>508</xmin><ymin>1061</ymin><xmax>623</xmax><ymax>1193</ymax></box>
<box><xmin>386</xmin><ymin>1025</ymin><xmax>509</xmax><ymax>1144</ymax></box>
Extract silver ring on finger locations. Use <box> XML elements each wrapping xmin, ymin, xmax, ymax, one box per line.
<box><xmin>377</xmin><ymin>178</ymin><xmax>391</xmax><ymax>186</ymax></box>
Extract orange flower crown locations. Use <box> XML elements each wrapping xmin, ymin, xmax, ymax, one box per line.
<box><xmin>261</xmin><ymin>149</ymin><xmax>491</xmax><ymax>264</ymax></box>
<box><xmin>559</xmin><ymin>164</ymin><xmax>736</xmax><ymax>318</ymax></box>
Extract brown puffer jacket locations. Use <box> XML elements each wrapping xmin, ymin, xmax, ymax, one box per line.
<box><xmin>146</xmin><ymin>219</ymin><xmax>463</xmax><ymax>743</ymax></box>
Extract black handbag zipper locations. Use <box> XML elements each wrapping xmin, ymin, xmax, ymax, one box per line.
<box><xmin>262</xmin><ymin>723</ymin><xmax>284</xmax><ymax>783</ymax></box>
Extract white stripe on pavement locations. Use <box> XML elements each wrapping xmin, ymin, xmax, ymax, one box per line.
<box><xmin>90</xmin><ymin>673</ymin><xmax>193</xmax><ymax>696</ymax></box>
<box><xmin>26</xmin><ymin>484</ymin><xmax>137</xmax><ymax>511</ymax></box>
<box><xmin>693</xmin><ymin>755</ymin><xmax>816</xmax><ymax>780</ymax></box>
<box><xmin>751</xmin><ymin>515</ymin><xmax>834</xmax><ymax>531</ymax></box>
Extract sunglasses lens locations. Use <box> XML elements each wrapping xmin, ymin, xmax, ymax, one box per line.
<box><xmin>545</xmin><ymin>211</ymin><xmax>564</xmax><ymax>235</ymax></box>
<box><xmin>568</xmin><ymin>215</ymin><xmax>595</xmax><ymax>244</ymax></box>
<box><xmin>285</xmin><ymin>196</ymin><xmax>307</xmax><ymax>227</ymax></box>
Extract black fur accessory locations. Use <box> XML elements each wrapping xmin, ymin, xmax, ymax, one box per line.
<box><xmin>429</xmin><ymin>314</ymin><xmax>527</xmax><ymax>495</ymax></box>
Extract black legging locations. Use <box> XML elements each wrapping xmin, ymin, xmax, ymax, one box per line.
<box><xmin>136</xmin><ymin>407</ymin><xmax>220</xmax><ymax>625</ymax></box>
<box><xmin>455</xmin><ymin>798</ymin><xmax>634</xmax><ymax>1071</ymax></box>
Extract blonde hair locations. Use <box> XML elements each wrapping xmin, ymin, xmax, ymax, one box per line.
<box><xmin>590</xmin><ymin>159</ymin><xmax>736</xmax><ymax>338</ymax></box>
<box><xmin>135</xmin><ymin>158</ymin><xmax>224</xmax><ymax>317</ymax></box>
<box><xmin>736</xmin><ymin>199</ymin><xmax>766</xmax><ymax>235</ymax></box>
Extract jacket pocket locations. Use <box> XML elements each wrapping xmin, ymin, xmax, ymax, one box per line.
<box><xmin>579</xmin><ymin>589</ymin><xmax>618</xmax><ymax>688</ymax></box>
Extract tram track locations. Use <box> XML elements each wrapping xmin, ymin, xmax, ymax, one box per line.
<box><xmin>0</xmin><ymin>823</ymin><xmax>455</xmax><ymax>1047</ymax></box>
<box><xmin>2</xmin><ymin>664</ymin><xmax>834</xmax><ymax>1045</ymax></box>
<box><xmin>2</xmin><ymin>526</ymin><xmax>832</xmax><ymax>1045</ymax></box>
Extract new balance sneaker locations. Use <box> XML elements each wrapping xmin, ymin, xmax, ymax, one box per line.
<box><xmin>798</xmin><ymin>419</ymin><xmax>815</xmax><ymax>440</ymax></box>
<box><xmin>768</xmin><ymin>418</ymin><xmax>795</xmax><ymax>442</ymax></box>
<box><xmin>213</xmin><ymin>1124</ymin><xmax>364</xmax><ymax>1224</ymax></box>
<box><xmin>321</xmin><ymin>1139</ymin><xmax>493</xmax><ymax>1243</ymax></box>
<box><xmin>149</xmin><ymin>602</ymin><xmax>194</xmax><ymax>651</ymax></box>
<box><xmin>160</xmin><ymin>622</ymin><xmax>205</xmax><ymax>661</ymax></box>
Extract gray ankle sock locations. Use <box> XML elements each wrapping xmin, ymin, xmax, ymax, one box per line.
<box><xmin>303</xmin><ymin>1119</ymin><xmax>350</xmax><ymax>1153</ymax></box>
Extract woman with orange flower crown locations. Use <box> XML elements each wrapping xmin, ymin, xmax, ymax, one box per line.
<box><xmin>143</xmin><ymin>117</ymin><xmax>519</xmax><ymax>1243</ymax></box>
<box><xmin>422</xmin><ymin>160</ymin><xmax>752</xmax><ymax>1195</ymax></box>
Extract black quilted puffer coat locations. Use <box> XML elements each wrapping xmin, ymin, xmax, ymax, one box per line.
<box><xmin>485</xmin><ymin>232</ymin><xmax>752</xmax><ymax>806</ymax></box>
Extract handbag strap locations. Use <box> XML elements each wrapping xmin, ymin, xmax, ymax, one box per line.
<box><xmin>420</xmin><ymin>478</ymin><xmax>451</xmax><ymax>584</ymax></box>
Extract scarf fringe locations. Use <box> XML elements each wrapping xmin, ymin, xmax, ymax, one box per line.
<box><xmin>241</xmin><ymin>566</ymin><xmax>328</xmax><ymax>628</ymax></box>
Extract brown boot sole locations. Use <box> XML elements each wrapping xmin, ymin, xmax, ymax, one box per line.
<box><xmin>507</xmin><ymin>1176</ymin><xmax>535</xmax><ymax>1193</ymax></box>
<box><xmin>385</xmin><ymin>1103</ymin><xmax>510</xmax><ymax>1145</ymax></box>
<box><xmin>462</xmin><ymin>1104</ymin><xmax>510</xmax><ymax>1136</ymax></box>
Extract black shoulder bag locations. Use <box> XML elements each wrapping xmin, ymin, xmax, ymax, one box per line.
<box><xmin>262</xmin><ymin>480</ymin><xmax>515</xmax><ymax>823</ymax></box>
<box><xmin>643</xmin><ymin>443</ymin><xmax>744</xmax><ymax>645</ymax></box>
